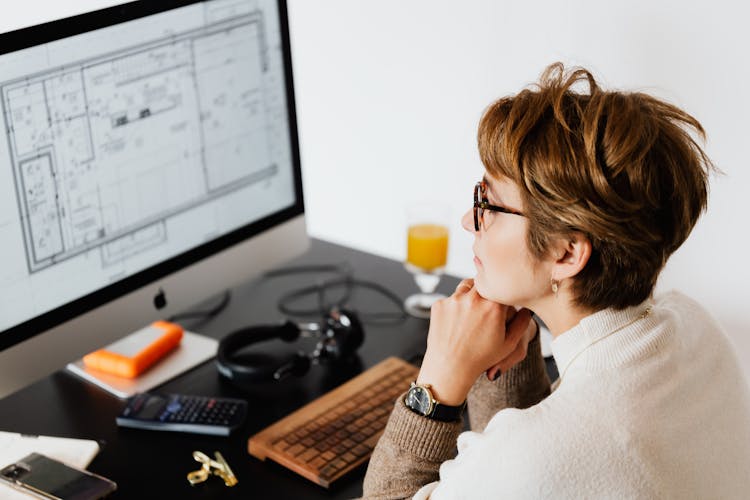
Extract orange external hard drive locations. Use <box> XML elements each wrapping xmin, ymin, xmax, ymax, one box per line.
<box><xmin>82</xmin><ymin>321</ymin><xmax>184</xmax><ymax>378</ymax></box>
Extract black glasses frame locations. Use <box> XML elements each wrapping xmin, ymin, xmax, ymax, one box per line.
<box><xmin>473</xmin><ymin>181</ymin><xmax>524</xmax><ymax>231</ymax></box>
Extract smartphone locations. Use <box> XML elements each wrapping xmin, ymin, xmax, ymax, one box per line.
<box><xmin>0</xmin><ymin>452</ymin><xmax>116</xmax><ymax>500</ymax></box>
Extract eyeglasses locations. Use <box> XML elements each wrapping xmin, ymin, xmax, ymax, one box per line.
<box><xmin>473</xmin><ymin>181</ymin><xmax>525</xmax><ymax>231</ymax></box>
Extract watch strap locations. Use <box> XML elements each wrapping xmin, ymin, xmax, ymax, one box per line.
<box><xmin>429</xmin><ymin>400</ymin><xmax>465</xmax><ymax>422</ymax></box>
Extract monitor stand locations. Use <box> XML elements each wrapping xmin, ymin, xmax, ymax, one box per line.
<box><xmin>66</xmin><ymin>331</ymin><xmax>217</xmax><ymax>399</ymax></box>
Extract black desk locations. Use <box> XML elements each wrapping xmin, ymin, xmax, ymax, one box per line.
<box><xmin>0</xmin><ymin>239</ymin><xmax>461</xmax><ymax>499</ymax></box>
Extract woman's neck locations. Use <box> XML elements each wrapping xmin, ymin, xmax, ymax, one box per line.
<box><xmin>534</xmin><ymin>296</ymin><xmax>597</xmax><ymax>338</ymax></box>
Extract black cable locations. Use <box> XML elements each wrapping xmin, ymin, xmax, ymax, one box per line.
<box><xmin>276</xmin><ymin>277</ymin><xmax>351</xmax><ymax>317</ymax></box>
<box><xmin>261</xmin><ymin>263</ymin><xmax>407</xmax><ymax>325</ymax></box>
<box><xmin>262</xmin><ymin>263</ymin><xmax>353</xmax><ymax>316</ymax></box>
<box><xmin>168</xmin><ymin>262</ymin><xmax>407</xmax><ymax>327</ymax></box>
<box><xmin>277</xmin><ymin>277</ymin><xmax>407</xmax><ymax>324</ymax></box>
<box><xmin>167</xmin><ymin>289</ymin><xmax>232</xmax><ymax>324</ymax></box>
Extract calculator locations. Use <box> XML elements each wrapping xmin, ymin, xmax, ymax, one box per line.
<box><xmin>116</xmin><ymin>392</ymin><xmax>248</xmax><ymax>436</ymax></box>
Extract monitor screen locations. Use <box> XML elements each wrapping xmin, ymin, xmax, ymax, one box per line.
<box><xmin>0</xmin><ymin>0</ymin><xmax>307</xmax><ymax>397</ymax></box>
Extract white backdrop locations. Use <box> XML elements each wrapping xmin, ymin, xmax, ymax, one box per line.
<box><xmin>287</xmin><ymin>0</ymin><xmax>750</xmax><ymax>381</ymax></box>
<box><xmin>3</xmin><ymin>0</ymin><xmax>749</xmax><ymax>380</ymax></box>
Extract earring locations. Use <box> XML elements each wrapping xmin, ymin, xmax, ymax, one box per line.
<box><xmin>551</xmin><ymin>279</ymin><xmax>559</xmax><ymax>296</ymax></box>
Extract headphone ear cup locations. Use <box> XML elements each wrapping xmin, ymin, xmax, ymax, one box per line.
<box><xmin>216</xmin><ymin>312</ymin><xmax>365</xmax><ymax>387</ymax></box>
<box><xmin>216</xmin><ymin>322</ymin><xmax>303</xmax><ymax>386</ymax></box>
<box><xmin>273</xmin><ymin>352</ymin><xmax>310</xmax><ymax>380</ymax></box>
<box><xmin>336</xmin><ymin>309</ymin><xmax>364</xmax><ymax>360</ymax></box>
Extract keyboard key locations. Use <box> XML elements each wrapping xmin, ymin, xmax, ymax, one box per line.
<box><xmin>351</xmin><ymin>444</ymin><xmax>370</xmax><ymax>457</ymax></box>
<box><xmin>298</xmin><ymin>448</ymin><xmax>319</xmax><ymax>462</ymax></box>
<box><xmin>310</xmin><ymin>456</ymin><xmax>328</xmax><ymax>470</ymax></box>
<box><xmin>286</xmin><ymin>444</ymin><xmax>305</xmax><ymax>457</ymax></box>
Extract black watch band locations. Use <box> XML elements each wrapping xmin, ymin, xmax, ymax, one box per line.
<box><xmin>429</xmin><ymin>400</ymin><xmax>465</xmax><ymax>422</ymax></box>
<box><xmin>404</xmin><ymin>382</ymin><xmax>465</xmax><ymax>422</ymax></box>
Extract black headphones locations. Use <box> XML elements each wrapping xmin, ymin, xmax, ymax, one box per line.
<box><xmin>216</xmin><ymin>308</ymin><xmax>364</xmax><ymax>387</ymax></box>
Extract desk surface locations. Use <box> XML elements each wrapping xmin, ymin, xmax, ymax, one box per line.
<box><xmin>0</xmin><ymin>239</ymin><xmax>462</xmax><ymax>499</ymax></box>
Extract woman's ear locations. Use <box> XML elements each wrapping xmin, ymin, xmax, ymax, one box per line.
<box><xmin>550</xmin><ymin>232</ymin><xmax>591</xmax><ymax>280</ymax></box>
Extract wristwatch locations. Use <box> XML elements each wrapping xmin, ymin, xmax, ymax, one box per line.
<box><xmin>404</xmin><ymin>382</ymin><xmax>465</xmax><ymax>422</ymax></box>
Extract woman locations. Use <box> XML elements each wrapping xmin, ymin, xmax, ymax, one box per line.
<box><xmin>362</xmin><ymin>63</ymin><xmax>750</xmax><ymax>498</ymax></box>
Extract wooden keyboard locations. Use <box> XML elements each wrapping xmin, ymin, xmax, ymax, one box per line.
<box><xmin>248</xmin><ymin>356</ymin><xmax>418</xmax><ymax>488</ymax></box>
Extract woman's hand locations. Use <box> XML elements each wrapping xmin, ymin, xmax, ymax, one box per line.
<box><xmin>485</xmin><ymin>311</ymin><xmax>538</xmax><ymax>381</ymax></box>
<box><xmin>416</xmin><ymin>279</ymin><xmax>535</xmax><ymax>406</ymax></box>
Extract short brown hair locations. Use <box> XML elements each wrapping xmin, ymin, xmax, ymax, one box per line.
<box><xmin>478</xmin><ymin>62</ymin><xmax>714</xmax><ymax>310</ymax></box>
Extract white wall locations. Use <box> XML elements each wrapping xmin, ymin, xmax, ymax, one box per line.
<box><xmin>4</xmin><ymin>1</ymin><xmax>749</xmax><ymax>379</ymax></box>
<box><xmin>287</xmin><ymin>0</ymin><xmax>750</xmax><ymax>380</ymax></box>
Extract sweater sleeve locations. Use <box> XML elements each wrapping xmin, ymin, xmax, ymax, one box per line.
<box><xmin>467</xmin><ymin>330</ymin><xmax>551</xmax><ymax>431</ymax></box>
<box><xmin>361</xmin><ymin>396</ymin><xmax>463</xmax><ymax>500</ymax></box>
<box><xmin>362</xmin><ymin>331</ymin><xmax>551</xmax><ymax>498</ymax></box>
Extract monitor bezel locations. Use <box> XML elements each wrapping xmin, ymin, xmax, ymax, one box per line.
<box><xmin>0</xmin><ymin>0</ymin><xmax>304</xmax><ymax>352</ymax></box>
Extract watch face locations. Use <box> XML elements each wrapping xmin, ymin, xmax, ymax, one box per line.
<box><xmin>406</xmin><ymin>386</ymin><xmax>432</xmax><ymax>415</ymax></box>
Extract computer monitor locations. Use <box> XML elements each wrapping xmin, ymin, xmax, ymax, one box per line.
<box><xmin>0</xmin><ymin>0</ymin><xmax>308</xmax><ymax>398</ymax></box>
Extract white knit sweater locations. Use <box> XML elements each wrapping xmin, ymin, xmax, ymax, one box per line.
<box><xmin>415</xmin><ymin>291</ymin><xmax>750</xmax><ymax>499</ymax></box>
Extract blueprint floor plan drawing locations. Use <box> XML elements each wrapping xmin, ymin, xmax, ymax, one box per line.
<box><xmin>2</xmin><ymin>3</ymin><xmax>283</xmax><ymax>275</ymax></box>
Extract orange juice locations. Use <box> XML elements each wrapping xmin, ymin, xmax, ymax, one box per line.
<box><xmin>407</xmin><ymin>224</ymin><xmax>449</xmax><ymax>271</ymax></box>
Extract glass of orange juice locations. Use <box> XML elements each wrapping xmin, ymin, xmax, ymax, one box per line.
<box><xmin>404</xmin><ymin>203</ymin><xmax>449</xmax><ymax>318</ymax></box>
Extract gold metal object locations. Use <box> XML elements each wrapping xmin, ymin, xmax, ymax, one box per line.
<box><xmin>187</xmin><ymin>463</ymin><xmax>210</xmax><ymax>485</ymax></box>
<box><xmin>187</xmin><ymin>450</ymin><xmax>238</xmax><ymax>487</ymax></box>
<box><xmin>214</xmin><ymin>451</ymin><xmax>238</xmax><ymax>487</ymax></box>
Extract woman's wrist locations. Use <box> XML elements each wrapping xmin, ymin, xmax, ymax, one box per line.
<box><xmin>417</xmin><ymin>358</ymin><xmax>475</xmax><ymax>406</ymax></box>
